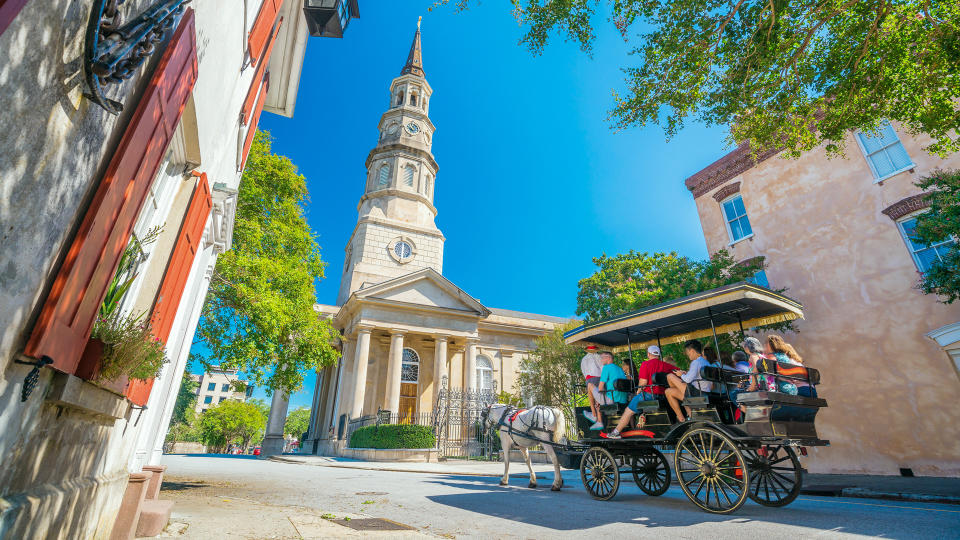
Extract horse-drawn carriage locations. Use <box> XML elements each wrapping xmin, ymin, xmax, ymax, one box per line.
<box><xmin>559</xmin><ymin>282</ymin><xmax>829</xmax><ymax>514</ymax></box>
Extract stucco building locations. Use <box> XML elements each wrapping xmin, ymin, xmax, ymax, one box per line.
<box><xmin>686</xmin><ymin>125</ymin><xmax>960</xmax><ymax>476</ymax></box>
<box><xmin>193</xmin><ymin>368</ymin><xmax>251</xmax><ymax>413</ymax></box>
<box><xmin>302</xmin><ymin>26</ymin><xmax>569</xmax><ymax>456</ymax></box>
<box><xmin>0</xmin><ymin>1</ymin><xmax>356</xmax><ymax>537</ymax></box>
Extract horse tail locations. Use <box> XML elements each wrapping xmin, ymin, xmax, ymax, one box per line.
<box><xmin>551</xmin><ymin>407</ymin><xmax>567</xmax><ymax>445</ymax></box>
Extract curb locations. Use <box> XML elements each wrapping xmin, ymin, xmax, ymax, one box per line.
<box><xmin>267</xmin><ymin>456</ymin><xmax>548</xmax><ymax>478</ymax></box>
<box><xmin>838</xmin><ymin>487</ymin><xmax>960</xmax><ymax>506</ymax></box>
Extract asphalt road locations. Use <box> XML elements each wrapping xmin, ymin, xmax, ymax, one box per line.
<box><xmin>161</xmin><ymin>455</ymin><xmax>958</xmax><ymax>539</ymax></box>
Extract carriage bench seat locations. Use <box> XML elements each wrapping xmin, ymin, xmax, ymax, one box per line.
<box><xmin>736</xmin><ymin>391</ymin><xmax>827</xmax><ymax>408</ymax></box>
<box><xmin>737</xmin><ymin>391</ymin><xmax>828</xmax><ymax>440</ymax></box>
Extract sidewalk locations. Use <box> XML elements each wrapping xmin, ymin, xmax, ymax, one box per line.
<box><xmin>270</xmin><ymin>454</ymin><xmax>960</xmax><ymax>505</ymax></box>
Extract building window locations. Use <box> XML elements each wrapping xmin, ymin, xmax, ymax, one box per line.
<box><xmin>856</xmin><ymin>121</ymin><xmax>913</xmax><ymax>180</ymax></box>
<box><xmin>219</xmin><ymin>397</ymin><xmax>227</xmax><ymax>403</ymax></box>
<box><xmin>950</xmin><ymin>349</ymin><xmax>960</xmax><ymax>374</ymax></box>
<box><xmin>518</xmin><ymin>358</ymin><xmax>534</xmax><ymax>407</ymax></box>
<box><xmin>207</xmin><ymin>382</ymin><xmax>216</xmax><ymax>391</ymax></box>
<box><xmin>476</xmin><ymin>355</ymin><xmax>494</xmax><ymax>392</ymax></box>
<box><xmin>378</xmin><ymin>164</ymin><xmax>390</xmax><ymax>187</ymax></box>
<box><xmin>410</xmin><ymin>91</ymin><xmax>418</xmax><ymax>106</ymax></box>
<box><xmin>746</xmin><ymin>270</ymin><xmax>770</xmax><ymax>288</ymax></box>
<box><xmin>721</xmin><ymin>195</ymin><xmax>753</xmax><ymax>244</ymax></box>
<box><xmin>221</xmin><ymin>383</ymin><xmax>231</xmax><ymax>392</ymax></box>
<box><xmin>203</xmin><ymin>395</ymin><xmax>212</xmax><ymax>404</ymax></box>
<box><xmin>897</xmin><ymin>215</ymin><xmax>956</xmax><ymax>273</ymax></box>
<box><xmin>403</xmin><ymin>165</ymin><xmax>415</xmax><ymax>187</ymax></box>
<box><xmin>395</xmin><ymin>91</ymin><xmax>404</xmax><ymax>106</ymax></box>
<box><xmin>401</xmin><ymin>348</ymin><xmax>420</xmax><ymax>383</ymax></box>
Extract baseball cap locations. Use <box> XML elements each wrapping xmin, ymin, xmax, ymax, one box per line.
<box><xmin>647</xmin><ymin>345</ymin><xmax>661</xmax><ymax>356</ymax></box>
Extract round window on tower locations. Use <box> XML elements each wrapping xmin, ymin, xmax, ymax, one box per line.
<box><xmin>388</xmin><ymin>237</ymin><xmax>417</xmax><ymax>264</ymax></box>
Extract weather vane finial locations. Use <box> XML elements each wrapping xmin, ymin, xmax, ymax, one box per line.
<box><xmin>418</xmin><ymin>16</ymin><xmax>422</xmax><ymax>30</ymax></box>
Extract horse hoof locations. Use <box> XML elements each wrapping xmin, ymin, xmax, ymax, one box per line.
<box><xmin>499</xmin><ymin>480</ymin><xmax>508</xmax><ymax>486</ymax></box>
<box><xmin>528</xmin><ymin>482</ymin><xmax>537</xmax><ymax>489</ymax></box>
<box><xmin>551</xmin><ymin>485</ymin><xmax>561</xmax><ymax>492</ymax></box>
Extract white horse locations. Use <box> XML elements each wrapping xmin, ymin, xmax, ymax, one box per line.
<box><xmin>481</xmin><ymin>404</ymin><xmax>567</xmax><ymax>491</ymax></box>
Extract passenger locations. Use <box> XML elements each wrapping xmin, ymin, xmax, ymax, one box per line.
<box><xmin>664</xmin><ymin>340</ymin><xmax>716</xmax><ymax>423</ymax></box>
<box><xmin>743</xmin><ymin>336</ymin><xmax>767</xmax><ymax>392</ymax></box>
<box><xmin>580</xmin><ymin>346</ymin><xmax>604</xmax><ymax>425</ymax></box>
<box><xmin>604</xmin><ymin>346</ymin><xmax>677</xmax><ymax>439</ymax></box>
<box><xmin>765</xmin><ymin>335</ymin><xmax>816</xmax><ymax>397</ymax></box>
<box><xmin>592</xmin><ymin>351</ymin><xmax>630</xmax><ymax>430</ymax></box>
<box><xmin>732</xmin><ymin>350</ymin><xmax>751</xmax><ymax>373</ymax></box>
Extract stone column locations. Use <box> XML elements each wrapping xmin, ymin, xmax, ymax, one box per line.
<box><xmin>433</xmin><ymin>336</ymin><xmax>448</xmax><ymax>406</ymax></box>
<box><xmin>350</xmin><ymin>327</ymin><xmax>373</xmax><ymax>419</ymax></box>
<box><xmin>465</xmin><ymin>339</ymin><xmax>479</xmax><ymax>391</ymax></box>
<box><xmin>260</xmin><ymin>388</ymin><xmax>290</xmax><ymax>457</ymax></box>
<box><xmin>384</xmin><ymin>331</ymin><xmax>405</xmax><ymax>414</ymax></box>
<box><xmin>330</xmin><ymin>338</ymin><xmax>353</xmax><ymax>439</ymax></box>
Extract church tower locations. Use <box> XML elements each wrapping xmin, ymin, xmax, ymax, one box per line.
<box><xmin>337</xmin><ymin>23</ymin><xmax>444</xmax><ymax>305</ymax></box>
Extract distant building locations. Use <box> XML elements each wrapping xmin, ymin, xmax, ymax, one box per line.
<box><xmin>194</xmin><ymin>368</ymin><xmax>252</xmax><ymax>413</ymax></box>
<box><xmin>685</xmin><ymin>124</ymin><xmax>960</xmax><ymax>476</ymax></box>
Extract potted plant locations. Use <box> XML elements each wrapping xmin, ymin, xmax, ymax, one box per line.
<box><xmin>83</xmin><ymin>312</ymin><xmax>168</xmax><ymax>394</ymax></box>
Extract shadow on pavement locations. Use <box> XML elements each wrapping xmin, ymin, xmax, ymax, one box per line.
<box><xmin>168</xmin><ymin>453</ymin><xmax>260</xmax><ymax>460</ymax></box>
<box><xmin>160</xmin><ymin>481</ymin><xmax>209</xmax><ymax>491</ymax></box>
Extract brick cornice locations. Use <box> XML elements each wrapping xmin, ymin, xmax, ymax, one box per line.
<box><xmin>881</xmin><ymin>193</ymin><xmax>931</xmax><ymax>221</ymax></box>
<box><xmin>686</xmin><ymin>143</ymin><xmax>781</xmax><ymax>199</ymax></box>
<box><xmin>712</xmin><ymin>182</ymin><xmax>742</xmax><ymax>202</ymax></box>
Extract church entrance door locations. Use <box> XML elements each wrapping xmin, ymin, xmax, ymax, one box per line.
<box><xmin>399</xmin><ymin>348</ymin><xmax>420</xmax><ymax>422</ymax></box>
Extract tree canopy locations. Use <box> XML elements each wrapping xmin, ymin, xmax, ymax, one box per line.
<box><xmin>437</xmin><ymin>1</ymin><xmax>960</xmax><ymax>158</ymax></box>
<box><xmin>171</xmin><ymin>368</ymin><xmax>199</xmax><ymax>426</ymax></box>
<box><xmin>514</xmin><ymin>323</ymin><xmax>585</xmax><ymax>432</ymax></box>
<box><xmin>284</xmin><ymin>407</ymin><xmax>311</xmax><ymax>438</ymax></box>
<box><xmin>913</xmin><ymin>169</ymin><xmax>960</xmax><ymax>303</ymax></box>
<box><xmin>197</xmin><ymin>131</ymin><xmax>340</xmax><ymax>393</ymax></box>
<box><xmin>198</xmin><ymin>400</ymin><xmax>267</xmax><ymax>453</ymax></box>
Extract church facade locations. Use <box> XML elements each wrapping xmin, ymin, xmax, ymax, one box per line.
<box><xmin>303</xmin><ymin>26</ymin><xmax>569</xmax><ymax>454</ymax></box>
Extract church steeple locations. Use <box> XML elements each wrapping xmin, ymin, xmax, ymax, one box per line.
<box><xmin>401</xmin><ymin>19</ymin><xmax>424</xmax><ymax>77</ymax></box>
<box><xmin>336</xmin><ymin>20</ymin><xmax>444</xmax><ymax>305</ymax></box>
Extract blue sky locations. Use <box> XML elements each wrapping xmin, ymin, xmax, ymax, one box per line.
<box><xmin>212</xmin><ymin>2</ymin><xmax>736</xmax><ymax>409</ymax></box>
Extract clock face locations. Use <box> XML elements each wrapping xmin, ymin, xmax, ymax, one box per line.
<box><xmin>405</xmin><ymin>122</ymin><xmax>420</xmax><ymax>135</ymax></box>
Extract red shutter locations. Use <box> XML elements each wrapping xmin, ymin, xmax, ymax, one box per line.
<box><xmin>242</xmin><ymin>17</ymin><xmax>283</xmax><ymax>125</ymax></box>
<box><xmin>24</xmin><ymin>9</ymin><xmax>198</xmax><ymax>374</ymax></box>
<box><xmin>239</xmin><ymin>74</ymin><xmax>269</xmax><ymax>171</ymax></box>
<box><xmin>248</xmin><ymin>0</ymin><xmax>283</xmax><ymax>65</ymax></box>
<box><xmin>0</xmin><ymin>0</ymin><xmax>30</xmax><ymax>37</ymax></box>
<box><xmin>125</xmin><ymin>173</ymin><xmax>211</xmax><ymax>406</ymax></box>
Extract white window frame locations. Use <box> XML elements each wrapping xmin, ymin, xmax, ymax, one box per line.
<box><xmin>401</xmin><ymin>348</ymin><xmax>420</xmax><ymax>384</ymax></box>
<box><xmin>476</xmin><ymin>355</ymin><xmax>494</xmax><ymax>392</ymax></box>
<box><xmin>720</xmin><ymin>194</ymin><xmax>754</xmax><ymax>246</ymax></box>
<box><xmin>854</xmin><ymin>121</ymin><xmax>915</xmax><ymax>183</ymax></box>
<box><xmin>896</xmin><ymin>211</ymin><xmax>956</xmax><ymax>273</ymax></box>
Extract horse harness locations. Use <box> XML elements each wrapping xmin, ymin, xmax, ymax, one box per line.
<box><xmin>493</xmin><ymin>405</ymin><xmax>556</xmax><ymax>447</ymax></box>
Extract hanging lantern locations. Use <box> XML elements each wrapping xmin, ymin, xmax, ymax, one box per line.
<box><xmin>303</xmin><ymin>0</ymin><xmax>359</xmax><ymax>38</ymax></box>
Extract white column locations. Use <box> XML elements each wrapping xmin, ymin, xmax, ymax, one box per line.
<box><xmin>304</xmin><ymin>368</ymin><xmax>324</xmax><ymax>452</ymax></box>
<box><xmin>433</xmin><ymin>336</ymin><xmax>448</xmax><ymax>405</ymax></box>
<box><xmin>350</xmin><ymin>327</ymin><xmax>373</xmax><ymax>419</ymax></box>
<box><xmin>384</xmin><ymin>331</ymin><xmax>405</xmax><ymax>414</ymax></box>
<box><xmin>260</xmin><ymin>388</ymin><xmax>290</xmax><ymax>457</ymax></box>
<box><xmin>330</xmin><ymin>338</ymin><xmax>353</xmax><ymax>439</ymax></box>
<box><xmin>465</xmin><ymin>339</ymin><xmax>478</xmax><ymax>391</ymax></box>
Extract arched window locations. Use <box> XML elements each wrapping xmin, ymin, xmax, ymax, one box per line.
<box><xmin>395</xmin><ymin>91</ymin><xmax>404</xmax><ymax>106</ymax></box>
<box><xmin>403</xmin><ymin>165</ymin><xmax>415</xmax><ymax>187</ymax></box>
<box><xmin>476</xmin><ymin>355</ymin><xmax>493</xmax><ymax>391</ymax></box>
<box><xmin>377</xmin><ymin>164</ymin><xmax>390</xmax><ymax>187</ymax></box>
<box><xmin>401</xmin><ymin>348</ymin><xmax>420</xmax><ymax>383</ymax></box>
<box><xmin>410</xmin><ymin>91</ymin><xmax>418</xmax><ymax>106</ymax></box>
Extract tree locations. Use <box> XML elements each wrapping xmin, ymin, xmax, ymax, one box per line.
<box><xmin>171</xmin><ymin>369</ymin><xmax>199</xmax><ymax>426</ymax></box>
<box><xmin>165</xmin><ymin>409</ymin><xmax>201</xmax><ymax>445</ymax></box>
<box><xmin>284</xmin><ymin>407</ymin><xmax>310</xmax><ymax>438</ymax></box>
<box><xmin>197</xmin><ymin>131</ymin><xmax>340</xmax><ymax>393</ymax></box>
<box><xmin>198</xmin><ymin>400</ymin><xmax>267</xmax><ymax>453</ymax></box>
<box><xmin>437</xmin><ymin>1</ymin><xmax>960</xmax><ymax>158</ymax></box>
<box><xmin>576</xmin><ymin>250</ymin><xmax>791</xmax><ymax>366</ymax></box>
<box><xmin>514</xmin><ymin>323</ymin><xmax>584</xmax><ymax>433</ymax></box>
<box><xmin>913</xmin><ymin>169</ymin><xmax>960</xmax><ymax>303</ymax></box>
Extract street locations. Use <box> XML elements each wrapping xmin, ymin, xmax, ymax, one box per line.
<box><xmin>159</xmin><ymin>455</ymin><xmax>959</xmax><ymax>539</ymax></box>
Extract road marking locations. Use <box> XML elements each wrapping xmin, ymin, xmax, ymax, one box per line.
<box><xmin>797</xmin><ymin>497</ymin><xmax>960</xmax><ymax>513</ymax></box>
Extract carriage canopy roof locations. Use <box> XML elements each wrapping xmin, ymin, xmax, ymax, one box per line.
<box><xmin>563</xmin><ymin>283</ymin><xmax>803</xmax><ymax>353</ymax></box>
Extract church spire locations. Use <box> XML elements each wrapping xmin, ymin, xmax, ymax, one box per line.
<box><xmin>400</xmin><ymin>18</ymin><xmax>424</xmax><ymax>78</ymax></box>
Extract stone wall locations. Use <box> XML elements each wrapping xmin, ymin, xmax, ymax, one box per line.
<box><xmin>690</xmin><ymin>128</ymin><xmax>960</xmax><ymax>476</ymax></box>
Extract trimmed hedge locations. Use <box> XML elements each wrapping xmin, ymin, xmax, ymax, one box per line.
<box><xmin>348</xmin><ymin>424</ymin><xmax>435</xmax><ymax>449</ymax></box>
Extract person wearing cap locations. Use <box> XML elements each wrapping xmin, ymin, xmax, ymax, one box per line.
<box><xmin>580</xmin><ymin>346</ymin><xmax>605</xmax><ymax>424</ymax></box>
<box><xmin>605</xmin><ymin>346</ymin><xmax>678</xmax><ymax>439</ymax></box>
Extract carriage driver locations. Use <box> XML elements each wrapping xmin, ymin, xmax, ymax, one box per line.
<box><xmin>603</xmin><ymin>346</ymin><xmax>677</xmax><ymax>439</ymax></box>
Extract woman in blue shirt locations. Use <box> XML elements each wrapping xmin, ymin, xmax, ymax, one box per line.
<box><xmin>592</xmin><ymin>352</ymin><xmax>630</xmax><ymax>430</ymax></box>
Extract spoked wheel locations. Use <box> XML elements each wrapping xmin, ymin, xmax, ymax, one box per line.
<box><xmin>632</xmin><ymin>449</ymin><xmax>671</xmax><ymax>496</ymax></box>
<box><xmin>745</xmin><ymin>445</ymin><xmax>803</xmax><ymax>507</ymax></box>
<box><xmin>580</xmin><ymin>446</ymin><xmax>620</xmax><ymax>500</ymax></box>
<box><xmin>674</xmin><ymin>428</ymin><xmax>750</xmax><ymax>514</ymax></box>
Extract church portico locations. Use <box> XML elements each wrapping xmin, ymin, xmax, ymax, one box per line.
<box><xmin>303</xmin><ymin>23</ymin><xmax>570</xmax><ymax>457</ymax></box>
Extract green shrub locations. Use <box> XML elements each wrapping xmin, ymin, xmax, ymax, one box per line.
<box><xmin>348</xmin><ymin>424</ymin><xmax>435</xmax><ymax>449</ymax></box>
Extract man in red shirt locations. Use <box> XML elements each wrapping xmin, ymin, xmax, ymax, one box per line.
<box><xmin>604</xmin><ymin>346</ymin><xmax>677</xmax><ymax>439</ymax></box>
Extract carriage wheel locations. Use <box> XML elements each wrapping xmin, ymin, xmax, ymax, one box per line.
<box><xmin>674</xmin><ymin>428</ymin><xmax>750</xmax><ymax>514</ymax></box>
<box><xmin>745</xmin><ymin>445</ymin><xmax>803</xmax><ymax>507</ymax></box>
<box><xmin>632</xmin><ymin>449</ymin><xmax>671</xmax><ymax>496</ymax></box>
<box><xmin>580</xmin><ymin>446</ymin><xmax>620</xmax><ymax>500</ymax></box>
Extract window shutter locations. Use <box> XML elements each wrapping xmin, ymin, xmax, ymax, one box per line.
<box><xmin>242</xmin><ymin>17</ymin><xmax>283</xmax><ymax>125</ymax></box>
<box><xmin>24</xmin><ymin>9</ymin><xmax>198</xmax><ymax>374</ymax></box>
<box><xmin>248</xmin><ymin>0</ymin><xmax>284</xmax><ymax>65</ymax></box>
<box><xmin>0</xmin><ymin>0</ymin><xmax>30</xmax><ymax>36</ymax></box>
<box><xmin>239</xmin><ymin>74</ymin><xmax>269</xmax><ymax>171</ymax></box>
<box><xmin>125</xmin><ymin>173</ymin><xmax>211</xmax><ymax>406</ymax></box>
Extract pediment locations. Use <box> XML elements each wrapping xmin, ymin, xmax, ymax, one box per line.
<box><xmin>351</xmin><ymin>268</ymin><xmax>489</xmax><ymax>316</ymax></box>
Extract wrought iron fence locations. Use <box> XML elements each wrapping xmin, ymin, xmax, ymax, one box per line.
<box><xmin>433</xmin><ymin>378</ymin><xmax>500</xmax><ymax>460</ymax></box>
